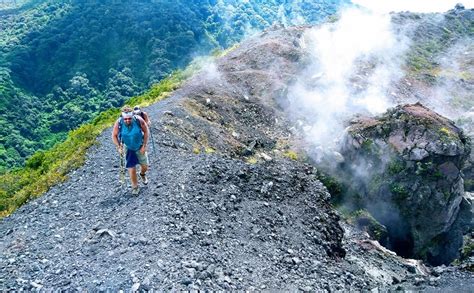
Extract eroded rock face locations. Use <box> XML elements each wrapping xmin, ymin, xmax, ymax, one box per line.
<box><xmin>338</xmin><ymin>103</ymin><xmax>472</xmax><ymax>265</ymax></box>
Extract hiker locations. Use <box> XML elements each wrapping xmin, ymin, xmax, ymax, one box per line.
<box><xmin>133</xmin><ymin>105</ymin><xmax>151</xmax><ymax>126</ymax></box>
<box><xmin>112</xmin><ymin>105</ymin><xmax>149</xmax><ymax>195</ymax></box>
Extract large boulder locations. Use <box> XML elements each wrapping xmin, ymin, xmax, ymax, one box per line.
<box><xmin>338</xmin><ymin>103</ymin><xmax>472</xmax><ymax>265</ymax></box>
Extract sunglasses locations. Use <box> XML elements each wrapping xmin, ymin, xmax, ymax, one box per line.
<box><xmin>124</xmin><ymin>118</ymin><xmax>132</xmax><ymax>121</ymax></box>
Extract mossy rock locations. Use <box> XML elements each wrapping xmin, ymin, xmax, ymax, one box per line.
<box><xmin>351</xmin><ymin>209</ymin><xmax>389</xmax><ymax>244</ymax></box>
<box><xmin>316</xmin><ymin>171</ymin><xmax>344</xmax><ymax>204</ymax></box>
<box><xmin>459</xmin><ymin>237</ymin><xmax>474</xmax><ymax>272</ymax></box>
<box><xmin>390</xmin><ymin>182</ymin><xmax>410</xmax><ymax>201</ymax></box>
<box><xmin>465</xmin><ymin>179</ymin><xmax>474</xmax><ymax>192</ymax></box>
<box><xmin>388</xmin><ymin>160</ymin><xmax>405</xmax><ymax>175</ymax></box>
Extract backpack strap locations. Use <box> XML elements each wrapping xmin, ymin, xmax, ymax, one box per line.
<box><xmin>134</xmin><ymin>115</ymin><xmax>144</xmax><ymax>129</ymax></box>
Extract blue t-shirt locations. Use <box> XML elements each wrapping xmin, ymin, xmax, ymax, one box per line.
<box><xmin>119</xmin><ymin>117</ymin><xmax>143</xmax><ymax>151</ymax></box>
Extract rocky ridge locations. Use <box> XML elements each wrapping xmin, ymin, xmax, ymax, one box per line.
<box><xmin>1</xmin><ymin>19</ymin><xmax>473</xmax><ymax>293</ymax></box>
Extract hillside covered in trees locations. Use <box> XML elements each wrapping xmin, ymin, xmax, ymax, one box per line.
<box><xmin>0</xmin><ymin>0</ymin><xmax>348</xmax><ymax>172</ymax></box>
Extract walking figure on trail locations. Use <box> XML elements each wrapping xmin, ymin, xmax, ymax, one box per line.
<box><xmin>134</xmin><ymin>104</ymin><xmax>157</xmax><ymax>161</ymax></box>
<box><xmin>133</xmin><ymin>105</ymin><xmax>151</xmax><ymax>126</ymax></box>
<box><xmin>112</xmin><ymin>105</ymin><xmax>149</xmax><ymax>195</ymax></box>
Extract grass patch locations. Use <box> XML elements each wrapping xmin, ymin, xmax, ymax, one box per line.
<box><xmin>0</xmin><ymin>69</ymin><xmax>192</xmax><ymax>218</ymax></box>
<box><xmin>212</xmin><ymin>44</ymin><xmax>239</xmax><ymax>57</ymax></box>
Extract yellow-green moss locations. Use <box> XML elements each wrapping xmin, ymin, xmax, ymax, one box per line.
<box><xmin>439</xmin><ymin>127</ymin><xmax>451</xmax><ymax>136</ymax></box>
<box><xmin>283</xmin><ymin>150</ymin><xmax>298</xmax><ymax>160</ymax></box>
<box><xmin>212</xmin><ymin>44</ymin><xmax>239</xmax><ymax>57</ymax></box>
<box><xmin>246</xmin><ymin>157</ymin><xmax>258</xmax><ymax>164</ymax></box>
<box><xmin>204</xmin><ymin>147</ymin><xmax>215</xmax><ymax>154</ymax></box>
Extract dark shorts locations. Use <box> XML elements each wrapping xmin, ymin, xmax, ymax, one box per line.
<box><xmin>124</xmin><ymin>147</ymin><xmax>149</xmax><ymax>168</ymax></box>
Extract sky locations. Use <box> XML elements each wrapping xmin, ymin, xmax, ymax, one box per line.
<box><xmin>352</xmin><ymin>0</ymin><xmax>474</xmax><ymax>13</ymax></box>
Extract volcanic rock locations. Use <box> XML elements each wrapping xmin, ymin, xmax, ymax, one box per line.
<box><xmin>338</xmin><ymin>102</ymin><xmax>472</xmax><ymax>265</ymax></box>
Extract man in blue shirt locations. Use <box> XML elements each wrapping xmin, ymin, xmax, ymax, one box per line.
<box><xmin>112</xmin><ymin>105</ymin><xmax>150</xmax><ymax>195</ymax></box>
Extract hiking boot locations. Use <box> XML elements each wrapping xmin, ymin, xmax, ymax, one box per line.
<box><xmin>132</xmin><ymin>186</ymin><xmax>140</xmax><ymax>196</ymax></box>
<box><xmin>140</xmin><ymin>173</ymin><xmax>148</xmax><ymax>185</ymax></box>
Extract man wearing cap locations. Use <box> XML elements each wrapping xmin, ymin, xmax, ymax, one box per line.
<box><xmin>133</xmin><ymin>105</ymin><xmax>151</xmax><ymax>126</ymax></box>
<box><xmin>112</xmin><ymin>105</ymin><xmax>149</xmax><ymax>195</ymax></box>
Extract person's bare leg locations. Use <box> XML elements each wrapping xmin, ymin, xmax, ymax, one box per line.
<box><xmin>128</xmin><ymin>167</ymin><xmax>138</xmax><ymax>188</ymax></box>
<box><xmin>140</xmin><ymin>164</ymin><xmax>148</xmax><ymax>175</ymax></box>
<box><xmin>139</xmin><ymin>164</ymin><xmax>148</xmax><ymax>184</ymax></box>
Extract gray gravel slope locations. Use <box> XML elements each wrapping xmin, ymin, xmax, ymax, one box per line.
<box><xmin>1</xmin><ymin>26</ymin><xmax>473</xmax><ymax>291</ymax></box>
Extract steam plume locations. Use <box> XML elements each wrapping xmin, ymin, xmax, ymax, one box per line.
<box><xmin>284</xmin><ymin>7</ymin><xmax>410</xmax><ymax>161</ymax></box>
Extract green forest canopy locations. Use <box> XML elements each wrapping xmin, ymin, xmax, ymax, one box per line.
<box><xmin>0</xmin><ymin>0</ymin><xmax>349</xmax><ymax>172</ymax></box>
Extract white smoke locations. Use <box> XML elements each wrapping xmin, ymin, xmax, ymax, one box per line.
<box><xmin>431</xmin><ymin>42</ymin><xmax>474</xmax><ymax>117</ymax></box>
<box><xmin>417</xmin><ymin>40</ymin><xmax>474</xmax><ymax>140</ymax></box>
<box><xmin>285</xmin><ymin>7</ymin><xmax>410</xmax><ymax>161</ymax></box>
<box><xmin>201</xmin><ymin>61</ymin><xmax>221</xmax><ymax>81</ymax></box>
